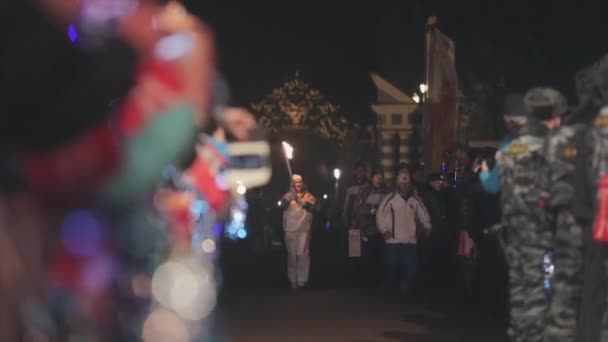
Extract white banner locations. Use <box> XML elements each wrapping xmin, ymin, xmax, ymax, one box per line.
<box><xmin>348</xmin><ymin>229</ymin><xmax>361</xmax><ymax>257</ymax></box>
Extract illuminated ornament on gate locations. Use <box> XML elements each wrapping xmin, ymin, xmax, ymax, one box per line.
<box><xmin>252</xmin><ymin>71</ymin><xmax>349</xmax><ymax>144</ymax></box>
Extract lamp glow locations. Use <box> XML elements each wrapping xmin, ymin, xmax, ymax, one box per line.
<box><xmin>412</xmin><ymin>93</ymin><xmax>420</xmax><ymax>103</ymax></box>
<box><xmin>419</xmin><ymin>83</ymin><xmax>428</xmax><ymax>94</ymax></box>
<box><xmin>333</xmin><ymin>168</ymin><xmax>341</xmax><ymax>180</ymax></box>
<box><xmin>236</xmin><ymin>182</ymin><xmax>246</xmax><ymax>195</ymax></box>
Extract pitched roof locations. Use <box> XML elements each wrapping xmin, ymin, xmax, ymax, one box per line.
<box><xmin>370</xmin><ymin>73</ymin><xmax>416</xmax><ymax>104</ymax></box>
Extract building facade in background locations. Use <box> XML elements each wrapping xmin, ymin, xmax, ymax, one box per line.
<box><xmin>370</xmin><ymin>73</ymin><xmax>418</xmax><ymax>181</ymax></box>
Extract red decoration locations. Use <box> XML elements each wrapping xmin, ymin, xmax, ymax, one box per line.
<box><xmin>187</xmin><ymin>152</ymin><xmax>228</xmax><ymax>212</ymax></box>
<box><xmin>593</xmin><ymin>174</ymin><xmax>608</xmax><ymax>242</ymax></box>
<box><xmin>538</xmin><ymin>199</ymin><xmax>546</xmax><ymax>208</ymax></box>
<box><xmin>118</xmin><ymin>59</ymin><xmax>184</xmax><ymax>136</ymax></box>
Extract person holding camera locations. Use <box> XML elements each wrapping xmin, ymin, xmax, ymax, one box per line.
<box><xmin>478</xmin><ymin>93</ymin><xmax>527</xmax><ymax>194</ymax></box>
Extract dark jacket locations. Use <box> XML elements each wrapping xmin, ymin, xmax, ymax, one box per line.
<box><xmin>421</xmin><ymin>186</ymin><xmax>449</xmax><ymax>240</ymax></box>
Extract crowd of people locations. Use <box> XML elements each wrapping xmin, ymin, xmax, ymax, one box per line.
<box><xmin>276</xmin><ymin>57</ymin><xmax>608</xmax><ymax>342</ymax></box>
<box><xmin>276</xmin><ymin>152</ymin><xmax>504</xmax><ymax>306</ymax></box>
<box><xmin>3</xmin><ymin>1</ymin><xmax>608</xmax><ymax>341</ymax></box>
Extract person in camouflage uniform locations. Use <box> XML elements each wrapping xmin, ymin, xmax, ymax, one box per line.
<box><xmin>543</xmin><ymin>109</ymin><xmax>586</xmax><ymax>342</ymax></box>
<box><xmin>498</xmin><ymin>87</ymin><xmax>565</xmax><ymax>342</ymax></box>
<box><xmin>574</xmin><ymin>105</ymin><xmax>608</xmax><ymax>342</ymax></box>
<box><xmin>572</xmin><ymin>53</ymin><xmax>608</xmax><ymax>342</ymax></box>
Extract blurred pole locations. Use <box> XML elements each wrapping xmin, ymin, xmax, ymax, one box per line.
<box><xmin>422</xmin><ymin>16</ymin><xmax>437</xmax><ymax>178</ymax></box>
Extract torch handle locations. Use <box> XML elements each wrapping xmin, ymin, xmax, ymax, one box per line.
<box><xmin>285</xmin><ymin>157</ymin><xmax>293</xmax><ymax>178</ymax></box>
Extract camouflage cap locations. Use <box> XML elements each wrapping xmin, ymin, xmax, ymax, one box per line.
<box><xmin>524</xmin><ymin>87</ymin><xmax>568</xmax><ymax>119</ymax></box>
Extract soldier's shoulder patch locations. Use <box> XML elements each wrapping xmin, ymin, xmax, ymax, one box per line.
<box><xmin>506</xmin><ymin>143</ymin><xmax>527</xmax><ymax>155</ymax></box>
<box><xmin>593</xmin><ymin>114</ymin><xmax>608</xmax><ymax>128</ymax></box>
<box><xmin>561</xmin><ymin>144</ymin><xmax>577</xmax><ymax>160</ymax></box>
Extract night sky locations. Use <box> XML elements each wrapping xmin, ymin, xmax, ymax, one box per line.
<box><xmin>187</xmin><ymin>0</ymin><xmax>608</xmax><ymax>125</ymax></box>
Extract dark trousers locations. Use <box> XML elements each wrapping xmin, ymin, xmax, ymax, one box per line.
<box><xmin>383</xmin><ymin>243</ymin><xmax>417</xmax><ymax>294</ymax></box>
<box><xmin>362</xmin><ymin>234</ymin><xmax>384</xmax><ymax>288</ymax></box>
<box><xmin>577</xmin><ymin>237</ymin><xmax>607</xmax><ymax>342</ymax></box>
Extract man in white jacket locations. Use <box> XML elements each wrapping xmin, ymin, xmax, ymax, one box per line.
<box><xmin>376</xmin><ymin>170</ymin><xmax>431</xmax><ymax>295</ymax></box>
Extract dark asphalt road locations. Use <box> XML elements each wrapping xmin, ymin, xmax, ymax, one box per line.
<box><xmin>216</xmin><ymin>288</ymin><xmax>508</xmax><ymax>342</ymax></box>
<box><xmin>212</xmin><ymin>234</ymin><xmax>508</xmax><ymax>342</ymax></box>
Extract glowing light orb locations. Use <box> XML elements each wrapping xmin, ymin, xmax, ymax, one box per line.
<box><xmin>155</xmin><ymin>33</ymin><xmax>195</xmax><ymax>61</ymax></box>
<box><xmin>232</xmin><ymin>211</ymin><xmax>244</xmax><ymax>222</ymax></box>
<box><xmin>81</xmin><ymin>255</ymin><xmax>114</xmax><ymax>293</ymax></box>
<box><xmin>142</xmin><ymin>309</ymin><xmax>190</xmax><ymax>342</ymax></box>
<box><xmin>60</xmin><ymin>210</ymin><xmax>103</xmax><ymax>257</ymax></box>
<box><xmin>151</xmin><ymin>260</ymin><xmax>217</xmax><ymax>321</ymax></box>
<box><xmin>237</xmin><ymin>229</ymin><xmax>247</xmax><ymax>239</ymax></box>
<box><xmin>67</xmin><ymin>24</ymin><xmax>78</xmax><ymax>42</ymax></box>
<box><xmin>236</xmin><ymin>183</ymin><xmax>247</xmax><ymax>195</ymax></box>
<box><xmin>191</xmin><ymin>199</ymin><xmax>208</xmax><ymax>213</ymax></box>
<box><xmin>213</xmin><ymin>223</ymin><xmax>223</xmax><ymax>235</ymax></box>
<box><xmin>201</xmin><ymin>239</ymin><xmax>216</xmax><ymax>254</ymax></box>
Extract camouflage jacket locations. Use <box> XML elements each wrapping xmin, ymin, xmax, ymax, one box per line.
<box><xmin>544</xmin><ymin>124</ymin><xmax>586</xmax><ymax>248</ymax></box>
<box><xmin>497</xmin><ymin>121</ymin><xmax>552</xmax><ymax>246</ymax></box>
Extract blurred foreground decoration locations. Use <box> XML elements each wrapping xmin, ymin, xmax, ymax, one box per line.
<box><xmin>252</xmin><ymin>71</ymin><xmax>349</xmax><ymax>144</ymax></box>
<box><xmin>423</xmin><ymin>20</ymin><xmax>460</xmax><ymax>174</ymax></box>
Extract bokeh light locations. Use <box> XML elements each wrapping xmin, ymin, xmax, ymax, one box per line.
<box><xmin>142</xmin><ymin>309</ymin><xmax>190</xmax><ymax>342</ymax></box>
<box><xmin>67</xmin><ymin>24</ymin><xmax>78</xmax><ymax>42</ymax></box>
<box><xmin>80</xmin><ymin>255</ymin><xmax>114</xmax><ymax>294</ymax></box>
<box><xmin>201</xmin><ymin>239</ymin><xmax>216</xmax><ymax>254</ymax></box>
<box><xmin>151</xmin><ymin>260</ymin><xmax>217</xmax><ymax>321</ymax></box>
<box><xmin>213</xmin><ymin>223</ymin><xmax>223</xmax><ymax>235</ymax></box>
<box><xmin>60</xmin><ymin>210</ymin><xmax>103</xmax><ymax>257</ymax></box>
<box><xmin>236</xmin><ymin>183</ymin><xmax>247</xmax><ymax>195</ymax></box>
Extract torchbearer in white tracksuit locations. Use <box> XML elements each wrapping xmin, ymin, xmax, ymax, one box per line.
<box><xmin>280</xmin><ymin>174</ymin><xmax>316</xmax><ymax>289</ymax></box>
